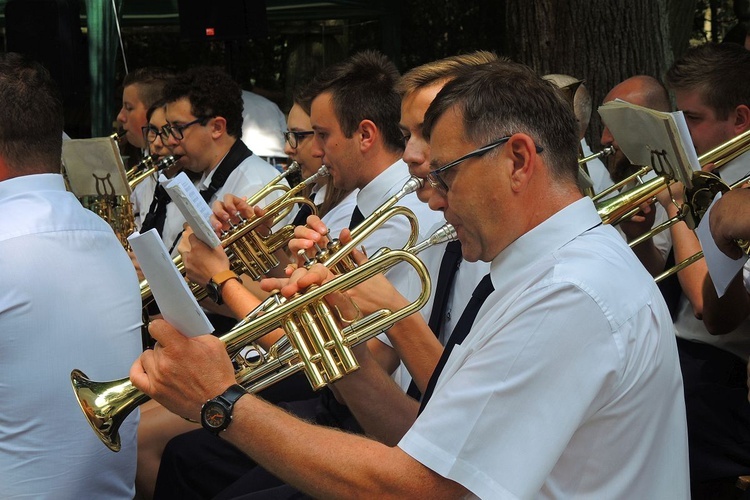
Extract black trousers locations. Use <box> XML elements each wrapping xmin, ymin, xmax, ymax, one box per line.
<box><xmin>677</xmin><ymin>338</ymin><xmax>750</xmax><ymax>495</ymax></box>
<box><xmin>153</xmin><ymin>387</ymin><xmax>362</xmax><ymax>500</ymax></box>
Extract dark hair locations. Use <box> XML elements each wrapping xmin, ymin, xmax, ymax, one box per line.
<box><xmin>305</xmin><ymin>50</ymin><xmax>403</xmax><ymax>153</ymax></box>
<box><xmin>163</xmin><ymin>67</ymin><xmax>243</xmax><ymax>138</ymax></box>
<box><xmin>292</xmin><ymin>82</ymin><xmax>315</xmax><ymax>116</ymax></box>
<box><xmin>0</xmin><ymin>53</ymin><xmax>63</xmax><ymax>174</ymax></box>
<box><xmin>666</xmin><ymin>43</ymin><xmax>750</xmax><ymax>120</ymax></box>
<box><xmin>146</xmin><ymin>97</ymin><xmax>168</xmax><ymax>122</ymax></box>
<box><xmin>122</xmin><ymin>67</ymin><xmax>175</xmax><ymax>110</ymax></box>
<box><xmin>423</xmin><ymin>60</ymin><xmax>579</xmax><ymax>183</ymax></box>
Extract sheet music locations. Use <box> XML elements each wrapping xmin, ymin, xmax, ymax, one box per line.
<box><xmin>162</xmin><ymin>172</ymin><xmax>222</xmax><ymax>247</ymax></box>
<box><xmin>598</xmin><ymin>100</ymin><xmax>699</xmax><ymax>188</ymax></box>
<box><xmin>62</xmin><ymin>136</ymin><xmax>131</xmax><ymax>196</ymax></box>
<box><xmin>128</xmin><ymin>229</ymin><xmax>214</xmax><ymax>337</ymax></box>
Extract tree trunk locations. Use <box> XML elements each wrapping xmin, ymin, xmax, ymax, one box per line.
<box><xmin>504</xmin><ymin>0</ymin><xmax>694</xmax><ymax>148</ymax></box>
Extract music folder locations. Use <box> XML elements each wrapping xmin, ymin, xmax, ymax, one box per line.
<box><xmin>128</xmin><ymin>229</ymin><xmax>214</xmax><ymax>337</ymax></box>
<box><xmin>62</xmin><ymin>136</ymin><xmax>131</xmax><ymax>197</ymax></box>
<box><xmin>598</xmin><ymin>99</ymin><xmax>701</xmax><ymax>188</ymax></box>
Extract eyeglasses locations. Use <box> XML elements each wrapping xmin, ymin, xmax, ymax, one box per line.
<box><xmin>284</xmin><ymin>130</ymin><xmax>314</xmax><ymax>149</ymax></box>
<box><xmin>163</xmin><ymin>117</ymin><xmax>210</xmax><ymax>141</ymax></box>
<box><xmin>142</xmin><ymin>125</ymin><xmax>170</xmax><ymax>144</ymax></box>
<box><xmin>427</xmin><ymin>137</ymin><xmax>543</xmax><ymax>195</ymax></box>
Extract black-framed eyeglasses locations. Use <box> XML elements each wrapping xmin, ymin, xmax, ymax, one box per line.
<box><xmin>427</xmin><ymin>137</ymin><xmax>543</xmax><ymax>195</ymax></box>
<box><xmin>142</xmin><ymin>125</ymin><xmax>170</xmax><ymax>144</ymax></box>
<box><xmin>284</xmin><ymin>130</ymin><xmax>314</xmax><ymax>149</ymax></box>
<box><xmin>163</xmin><ymin>117</ymin><xmax>210</xmax><ymax>141</ymax></box>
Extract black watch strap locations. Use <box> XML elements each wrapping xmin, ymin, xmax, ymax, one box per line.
<box><xmin>200</xmin><ymin>384</ymin><xmax>247</xmax><ymax>435</ymax></box>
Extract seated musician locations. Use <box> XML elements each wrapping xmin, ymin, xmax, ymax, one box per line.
<box><xmin>0</xmin><ymin>53</ymin><xmax>143</xmax><ymax>499</ymax></box>
<box><xmin>132</xmin><ymin>58</ymin><xmax>689</xmax><ymax>499</ymax></box>
<box><xmin>664</xmin><ymin>42</ymin><xmax>750</xmax><ymax>496</ymax></box>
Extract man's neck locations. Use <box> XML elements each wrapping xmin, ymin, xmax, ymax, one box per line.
<box><xmin>204</xmin><ymin>137</ymin><xmax>237</xmax><ymax>174</ymax></box>
<box><xmin>356</xmin><ymin>149</ymin><xmax>403</xmax><ymax>189</ymax></box>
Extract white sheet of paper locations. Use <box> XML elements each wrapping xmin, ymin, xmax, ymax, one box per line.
<box><xmin>696</xmin><ymin>192</ymin><xmax>749</xmax><ymax>296</ymax></box>
<box><xmin>129</xmin><ymin>229</ymin><xmax>214</xmax><ymax>337</ymax></box>
<box><xmin>162</xmin><ymin>172</ymin><xmax>222</xmax><ymax>248</ymax></box>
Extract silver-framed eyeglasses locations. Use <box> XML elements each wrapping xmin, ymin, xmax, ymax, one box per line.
<box><xmin>427</xmin><ymin>136</ymin><xmax>543</xmax><ymax>194</ymax></box>
<box><xmin>284</xmin><ymin>130</ymin><xmax>314</xmax><ymax>149</ymax></box>
<box><xmin>163</xmin><ymin>117</ymin><xmax>211</xmax><ymax>141</ymax></box>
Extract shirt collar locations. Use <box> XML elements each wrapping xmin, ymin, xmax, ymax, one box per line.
<box><xmin>0</xmin><ymin>173</ymin><xmax>66</xmax><ymax>199</ymax></box>
<box><xmin>356</xmin><ymin>159</ymin><xmax>410</xmax><ymax>217</ymax></box>
<box><xmin>490</xmin><ymin>197</ymin><xmax>601</xmax><ymax>290</ymax></box>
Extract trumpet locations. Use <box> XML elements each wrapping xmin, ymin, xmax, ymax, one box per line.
<box><xmin>139</xmin><ymin>163</ymin><xmax>322</xmax><ymax>305</ymax></box>
<box><xmin>305</xmin><ymin>176</ymin><xmax>424</xmax><ymax>274</ymax></box>
<box><xmin>71</xmin><ymin>223</ymin><xmax>451</xmax><ymax>452</ymax></box>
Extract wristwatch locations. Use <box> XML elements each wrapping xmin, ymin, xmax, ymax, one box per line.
<box><xmin>200</xmin><ymin>384</ymin><xmax>247</xmax><ymax>435</ymax></box>
<box><xmin>206</xmin><ymin>270</ymin><xmax>240</xmax><ymax>305</ymax></box>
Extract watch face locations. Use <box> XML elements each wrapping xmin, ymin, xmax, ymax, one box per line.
<box><xmin>206</xmin><ymin>281</ymin><xmax>222</xmax><ymax>304</ymax></box>
<box><xmin>202</xmin><ymin>401</ymin><xmax>227</xmax><ymax>430</ymax></box>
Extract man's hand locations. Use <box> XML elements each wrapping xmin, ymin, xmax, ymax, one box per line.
<box><xmin>178</xmin><ymin>226</ymin><xmax>231</xmax><ymax>286</ymax></box>
<box><xmin>130</xmin><ymin>320</ymin><xmax>235</xmax><ymax>421</ymax></box>
<box><xmin>619</xmin><ymin>201</ymin><xmax>657</xmax><ymax>241</ymax></box>
<box><xmin>210</xmin><ymin>194</ymin><xmax>272</xmax><ymax>237</ymax></box>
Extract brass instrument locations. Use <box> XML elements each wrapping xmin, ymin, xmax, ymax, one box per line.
<box><xmin>578</xmin><ymin>145</ymin><xmax>615</xmax><ymax>166</ymax></box>
<box><xmin>595</xmin><ymin>132</ymin><xmax>750</xmax><ymax>282</ymax></box>
<box><xmin>71</xmin><ymin>222</ymin><xmax>449</xmax><ymax>452</ymax></box>
<box><xmin>305</xmin><ymin>176</ymin><xmax>425</xmax><ymax>274</ymax></box>
<box><xmin>698</xmin><ymin>129</ymin><xmax>750</xmax><ymax>171</ymax></box>
<box><xmin>126</xmin><ymin>155</ymin><xmax>180</xmax><ymax>189</ymax></box>
<box><xmin>139</xmin><ymin>162</ymin><xmax>320</xmax><ymax>305</ymax></box>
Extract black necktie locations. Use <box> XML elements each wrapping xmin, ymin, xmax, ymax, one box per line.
<box><xmin>406</xmin><ymin>240</ymin><xmax>463</xmax><ymax>400</ymax></box>
<box><xmin>349</xmin><ymin>205</ymin><xmax>365</xmax><ymax>230</ymax></box>
<box><xmin>140</xmin><ymin>184</ymin><xmax>171</xmax><ymax>236</ymax></box>
<box><xmin>418</xmin><ymin>273</ymin><xmax>494</xmax><ymax>414</ymax></box>
<box><xmin>292</xmin><ymin>192</ymin><xmax>317</xmax><ymax>227</ymax></box>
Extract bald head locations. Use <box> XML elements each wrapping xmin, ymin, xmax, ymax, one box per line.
<box><xmin>603</xmin><ymin>75</ymin><xmax>670</xmax><ymax>112</ymax></box>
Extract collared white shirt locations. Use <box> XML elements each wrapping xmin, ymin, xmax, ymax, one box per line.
<box><xmin>674</xmin><ymin>150</ymin><xmax>750</xmax><ymax>359</ymax></box>
<box><xmin>0</xmin><ymin>173</ymin><xmax>142</xmax><ymax>498</ymax></box>
<box><xmin>399</xmin><ymin>197</ymin><xmax>689</xmax><ymax>499</ymax></box>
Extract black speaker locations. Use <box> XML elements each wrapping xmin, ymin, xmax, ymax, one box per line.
<box><xmin>177</xmin><ymin>0</ymin><xmax>268</xmax><ymax>42</ymax></box>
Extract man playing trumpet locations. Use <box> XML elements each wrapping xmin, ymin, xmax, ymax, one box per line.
<box><xmin>131</xmin><ymin>59</ymin><xmax>688</xmax><ymax>498</ymax></box>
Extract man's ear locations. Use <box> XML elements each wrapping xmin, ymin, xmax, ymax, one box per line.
<box><xmin>210</xmin><ymin>116</ymin><xmax>227</xmax><ymax>139</ymax></box>
<box><xmin>358</xmin><ymin>119</ymin><xmax>377</xmax><ymax>152</ymax></box>
<box><xmin>734</xmin><ymin>104</ymin><xmax>750</xmax><ymax>135</ymax></box>
<box><xmin>506</xmin><ymin>134</ymin><xmax>537</xmax><ymax>192</ymax></box>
